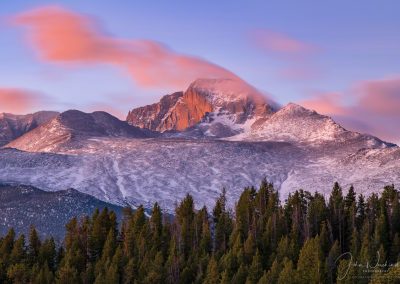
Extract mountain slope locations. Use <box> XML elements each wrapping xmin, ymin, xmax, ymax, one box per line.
<box><xmin>6</xmin><ymin>110</ymin><xmax>155</xmax><ymax>152</ymax></box>
<box><xmin>0</xmin><ymin>111</ymin><xmax>58</xmax><ymax>146</ymax></box>
<box><xmin>1</xmin><ymin>137</ymin><xmax>398</xmax><ymax>212</ymax></box>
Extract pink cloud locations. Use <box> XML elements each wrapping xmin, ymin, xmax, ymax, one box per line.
<box><xmin>250</xmin><ymin>29</ymin><xmax>320</xmax><ymax>81</ymax></box>
<box><xmin>251</xmin><ymin>29</ymin><xmax>317</xmax><ymax>56</ymax></box>
<box><xmin>0</xmin><ymin>88</ymin><xmax>45</xmax><ymax>114</ymax></box>
<box><xmin>300</xmin><ymin>92</ymin><xmax>347</xmax><ymax>115</ymax></box>
<box><xmin>298</xmin><ymin>76</ymin><xmax>400</xmax><ymax>144</ymax></box>
<box><xmin>278</xmin><ymin>65</ymin><xmax>321</xmax><ymax>81</ymax></box>
<box><xmin>357</xmin><ymin>77</ymin><xmax>400</xmax><ymax>117</ymax></box>
<box><xmin>12</xmin><ymin>6</ymin><xmax>239</xmax><ymax>89</ymax></box>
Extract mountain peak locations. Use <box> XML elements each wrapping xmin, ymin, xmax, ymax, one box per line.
<box><xmin>231</xmin><ymin>102</ymin><xmax>352</xmax><ymax>143</ymax></box>
<box><xmin>127</xmin><ymin>78</ymin><xmax>275</xmax><ymax>134</ymax></box>
<box><xmin>282</xmin><ymin>102</ymin><xmax>311</xmax><ymax>112</ymax></box>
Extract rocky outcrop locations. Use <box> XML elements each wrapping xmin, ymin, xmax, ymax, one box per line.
<box><xmin>126</xmin><ymin>78</ymin><xmax>275</xmax><ymax>133</ymax></box>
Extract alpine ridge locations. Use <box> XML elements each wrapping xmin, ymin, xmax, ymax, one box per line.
<box><xmin>0</xmin><ymin>111</ymin><xmax>58</xmax><ymax>146</ymax></box>
<box><xmin>6</xmin><ymin>110</ymin><xmax>154</xmax><ymax>152</ymax></box>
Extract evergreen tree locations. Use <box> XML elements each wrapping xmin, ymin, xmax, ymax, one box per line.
<box><xmin>9</xmin><ymin>234</ymin><xmax>26</xmax><ymax>265</ymax></box>
<box><xmin>247</xmin><ymin>250</ymin><xmax>263</xmax><ymax>283</ymax></box>
<box><xmin>277</xmin><ymin>258</ymin><xmax>295</xmax><ymax>284</ymax></box>
<box><xmin>329</xmin><ymin>182</ymin><xmax>345</xmax><ymax>251</ymax></box>
<box><xmin>231</xmin><ymin>264</ymin><xmax>247</xmax><ymax>284</ymax></box>
<box><xmin>263</xmin><ymin>258</ymin><xmax>281</xmax><ymax>283</ymax></box>
<box><xmin>28</xmin><ymin>225</ymin><xmax>41</xmax><ymax>264</ymax></box>
<box><xmin>297</xmin><ymin>237</ymin><xmax>323</xmax><ymax>283</ymax></box>
<box><xmin>203</xmin><ymin>257</ymin><xmax>219</xmax><ymax>284</ymax></box>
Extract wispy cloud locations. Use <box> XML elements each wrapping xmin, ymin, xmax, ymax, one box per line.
<box><xmin>300</xmin><ymin>76</ymin><xmax>400</xmax><ymax>143</ymax></box>
<box><xmin>251</xmin><ymin>29</ymin><xmax>316</xmax><ymax>56</ymax></box>
<box><xmin>250</xmin><ymin>29</ymin><xmax>320</xmax><ymax>81</ymax></box>
<box><xmin>0</xmin><ymin>88</ymin><xmax>47</xmax><ymax>114</ymax></box>
<box><xmin>12</xmin><ymin>6</ymin><xmax>239</xmax><ymax>89</ymax></box>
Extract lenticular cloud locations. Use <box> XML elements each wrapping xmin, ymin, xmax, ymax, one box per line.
<box><xmin>13</xmin><ymin>5</ymin><xmax>238</xmax><ymax>89</ymax></box>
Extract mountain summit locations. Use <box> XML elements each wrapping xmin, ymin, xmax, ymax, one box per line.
<box><xmin>127</xmin><ymin>78</ymin><xmax>275</xmax><ymax>137</ymax></box>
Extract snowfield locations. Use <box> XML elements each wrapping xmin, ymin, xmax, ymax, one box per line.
<box><xmin>1</xmin><ymin>136</ymin><xmax>399</xmax><ymax>212</ymax></box>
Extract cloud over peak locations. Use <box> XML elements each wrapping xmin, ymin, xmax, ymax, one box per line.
<box><xmin>12</xmin><ymin>6</ymin><xmax>238</xmax><ymax>89</ymax></box>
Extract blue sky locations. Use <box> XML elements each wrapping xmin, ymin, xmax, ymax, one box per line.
<box><xmin>0</xmin><ymin>0</ymin><xmax>399</xmax><ymax>142</ymax></box>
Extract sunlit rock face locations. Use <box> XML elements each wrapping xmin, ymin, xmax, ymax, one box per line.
<box><xmin>127</xmin><ymin>78</ymin><xmax>274</xmax><ymax>134</ymax></box>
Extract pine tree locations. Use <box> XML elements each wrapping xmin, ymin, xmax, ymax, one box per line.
<box><xmin>10</xmin><ymin>234</ymin><xmax>26</xmax><ymax>265</ymax></box>
<box><xmin>39</xmin><ymin>237</ymin><xmax>57</xmax><ymax>271</ymax></box>
<box><xmin>307</xmin><ymin>192</ymin><xmax>327</xmax><ymax>238</ymax></box>
<box><xmin>220</xmin><ymin>269</ymin><xmax>231</xmax><ymax>284</ymax></box>
<box><xmin>203</xmin><ymin>257</ymin><xmax>220</xmax><ymax>284</ymax></box>
<box><xmin>326</xmin><ymin>240</ymin><xmax>341</xmax><ymax>284</ymax></box>
<box><xmin>374</xmin><ymin>201</ymin><xmax>390</xmax><ymax>253</ymax></box>
<box><xmin>28</xmin><ymin>225</ymin><xmax>41</xmax><ymax>264</ymax></box>
<box><xmin>257</xmin><ymin>271</ymin><xmax>268</xmax><ymax>284</ymax></box>
<box><xmin>277</xmin><ymin>258</ymin><xmax>295</xmax><ymax>284</ymax></box>
<box><xmin>247</xmin><ymin>250</ymin><xmax>263</xmax><ymax>283</ymax></box>
<box><xmin>144</xmin><ymin>251</ymin><xmax>164</xmax><ymax>284</ymax></box>
<box><xmin>7</xmin><ymin>263</ymin><xmax>30</xmax><ymax>283</ymax></box>
<box><xmin>33</xmin><ymin>262</ymin><xmax>54</xmax><ymax>284</ymax></box>
<box><xmin>336</xmin><ymin>258</ymin><xmax>357</xmax><ymax>284</ymax></box>
<box><xmin>231</xmin><ymin>264</ymin><xmax>247</xmax><ymax>284</ymax></box>
<box><xmin>356</xmin><ymin>194</ymin><xmax>366</xmax><ymax>231</ymax></box>
<box><xmin>175</xmin><ymin>194</ymin><xmax>195</xmax><ymax>258</ymax></box>
<box><xmin>263</xmin><ymin>258</ymin><xmax>281</xmax><ymax>283</ymax></box>
<box><xmin>0</xmin><ymin>228</ymin><xmax>15</xmax><ymax>262</ymax></box>
<box><xmin>297</xmin><ymin>237</ymin><xmax>323</xmax><ymax>283</ymax></box>
<box><xmin>329</xmin><ymin>182</ymin><xmax>345</xmax><ymax>251</ymax></box>
<box><xmin>150</xmin><ymin>202</ymin><xmax>163</xmax><ymax>251</ymax></box>
<box><xmin>213</xmin><ymin>188</ymin><xmax>232</xmax><ymax>256</ymax></box>
<box><xmin>56</xmin><ymin>261</ymin><xmax>79</xmax><ymax>284</ymax></box>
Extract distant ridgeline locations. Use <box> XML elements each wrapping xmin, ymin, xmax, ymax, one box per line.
<box><xmin>0</xmin><ymin>184</ymin><xmax>124</xmax><ymax>240</ymax></box>
<box><xmin>1</xmin><ymin>180</ymin><xmax>400</xmax><ymax>283</ymax></box>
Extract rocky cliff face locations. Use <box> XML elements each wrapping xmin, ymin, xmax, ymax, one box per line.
<box><xmin>127</xmin><ymin>92</ymin><xmax>184</xmax><ymax>131</ymax></box>
<box><xmin>126</xmin><ymin>79</ymin><xmax>275</xmax><ymax>134</ymax></box>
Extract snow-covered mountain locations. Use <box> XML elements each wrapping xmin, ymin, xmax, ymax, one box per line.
<box><xmin>1</xmin><ymin>78</ymin><xmax>399</xmax><ymax>212</ymax></box>
<box><xmin>230</xmin><ymin>102</ymin><xmax>389</xmax><ymax>147</ymax></box>
<box><xmin>0</xmin><ymin>111</ymin><xmax>58</xmax><ymax>146</ymax></box>
<box><xmin>6</xmin><ymin>110</ymin><xmax>155</xmax><ymax>152</ymax></box>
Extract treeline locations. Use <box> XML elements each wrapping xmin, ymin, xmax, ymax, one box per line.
<box><xmin>1</xmin><ymin>180</ymin><xmax>400</xmax><ymax>283</ymax></box>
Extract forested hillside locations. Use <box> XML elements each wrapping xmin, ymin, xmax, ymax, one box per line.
<box><xmin>1</xmin><ymin>180</ymin><xmax>400</xmax><ymax>283</ymax></box>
